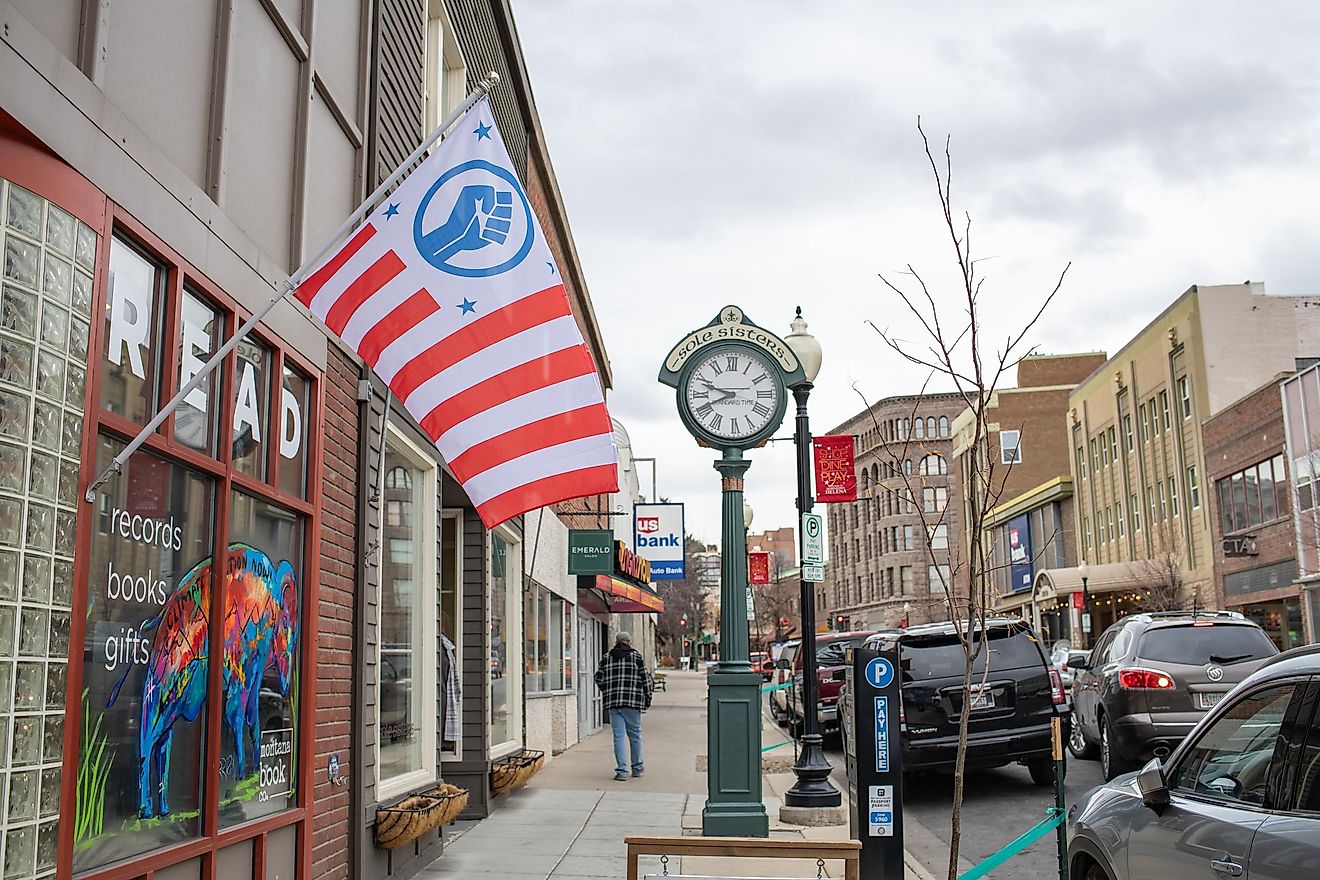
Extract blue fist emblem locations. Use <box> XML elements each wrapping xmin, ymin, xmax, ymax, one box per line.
<box><xmin>413</xmin><ymin>160</ymin><xmax>533</xmax><ymax>277</ymax></box>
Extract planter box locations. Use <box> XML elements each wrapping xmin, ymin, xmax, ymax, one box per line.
<box><xmin>490</xmin><ymin>749</ymin><xmax>545</xmax><ymax>796</ymax></box>
<box><xmin>374</xmin><ymin>795</ymin><xmax>445</xmax><ymax>849</ymax></box>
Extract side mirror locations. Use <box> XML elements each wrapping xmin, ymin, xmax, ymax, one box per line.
<box><xmin>1136</xmin><ymin>758</ymin><xmax>1170</xmax><ymax>812</ymax></box>
<box><xmin>776</xmin><ymin>658</ymin><xmax>791</xmax><ymax>670</ymax></box>
<box><xmin>831</xmin><ymin>669</ymin><xmax>847</xmax><ymax>681</ymax></box>
<box><xmin>1066</xmin><ymin>656</ymin><xmax>1090</xmax><ymax>671</ymax></box>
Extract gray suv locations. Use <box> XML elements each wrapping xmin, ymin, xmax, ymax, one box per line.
<box><xmin>1068</xmin><ymin>643</ymin><xmax>1320</xmax><ymax>880</ymax></box>
<box><xmin>1068</xmin><ymin>611</ymin><xmax>1277</xmax><ymax>780</ymax></box>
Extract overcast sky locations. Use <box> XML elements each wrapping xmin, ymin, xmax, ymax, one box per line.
<box><xmin>512</xmin><ymin>1</ymin><xmax>1320</xmax><ymax>548</ymax></box>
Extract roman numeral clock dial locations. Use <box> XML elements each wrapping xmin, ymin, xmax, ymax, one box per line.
<box><xmin>682</xmin><ymin>346</ymin><xmax>782</xmax><ymax>443</ymax></box>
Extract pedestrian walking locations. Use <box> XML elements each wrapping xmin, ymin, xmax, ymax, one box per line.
<box><xmin>593</xmin><ymin>631</ymin><xmax>654</xmax><ymax>781</ymax></box>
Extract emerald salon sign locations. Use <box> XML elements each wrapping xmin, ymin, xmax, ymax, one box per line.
<box><xmin>568</xmin><ymin>530</ymin><xmax>614</xmax><ymax>575</ymax></box>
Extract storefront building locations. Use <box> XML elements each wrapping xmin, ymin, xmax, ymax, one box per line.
<box><xmin>1281</xmin><ymin>363</ymin><xmax>1320</xmax><ymax>645</ymax></box>
<box><xmin>985</xmin><ymin>477</ymin><xmax>1073</xmax><ymax>625</ymax></box>
<box><xmin>1206</xmin><ymin>375</ymin><xmax>1304</xmax><ymax>649</ymax></box>
<box><xmin>2</xmin><ymin>3</ymin><xmax>617</xmax><ymax>880</ymax></box>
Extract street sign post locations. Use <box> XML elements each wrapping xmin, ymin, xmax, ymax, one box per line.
<box><xmin>801</xmin><ymin>512</ymin><xmax>824</xmax><ymax>564</ymax></box>
<box><xmin>847</xmin><ymin>646</ymin><xmax>904</xmax><ymax>879</ymax></box>
<box><xmin>803</xmin><ymin>563</ymin><xmax>825</xmax><ymax>583</ymax></box>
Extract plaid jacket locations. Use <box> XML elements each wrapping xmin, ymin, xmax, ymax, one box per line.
<box><xmin>594</xmin><ymin>646</ymin><xmax>654</xmax><ymax>710</ymax></box>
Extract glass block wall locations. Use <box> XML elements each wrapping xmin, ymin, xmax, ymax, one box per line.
<box><xmin>0</xmin><ymin>178</ymin><xmax>93</xmax><ymax>879</ymax></box>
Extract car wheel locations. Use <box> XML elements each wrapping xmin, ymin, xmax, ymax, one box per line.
<box><xmin>1068</xmin><ymin>714</ymin><xmax>1099</xmax><ymax>760</ymax></box>
<box><xmin>1081</xmin><ymin>857</ymin><xmax>1113</xmax><ymax>880</ymax></box>
<box><xmin>1100</xmin><ymin>714</ymin><xmax>1133</xmax><ymax>781</ymax></box>
<box><xmin>1027</xmin><ymin>757</ymin><xmax>1058</xmax><ymax>787</ymax></box>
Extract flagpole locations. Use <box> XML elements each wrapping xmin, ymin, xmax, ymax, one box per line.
<box><xmin>85</xmin><ymin>72</ymin><xmax>501</xmax><ymax>503</ymax></box>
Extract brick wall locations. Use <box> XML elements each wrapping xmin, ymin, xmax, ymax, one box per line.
<box><xmin>1203</xmin><ymin>378</ymin><xmax>1295</xmax><ymax>605</ymax></box>
<box><xmin>1016</xmin><ymin>353</ymin><xmax>1107</xmax><ymax>389</ymax></box>
<box><xmin>990</xmin><ymin>387</ymin><xmax>1074</xmax><ymax>502</ymax></box>
<box><xmin>311</xmin><ymin>346</ymin><xmax>360</xmax><ymax>880</ymax></box>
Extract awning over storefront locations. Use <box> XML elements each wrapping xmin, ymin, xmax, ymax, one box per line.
<box><xmin>577</xmin><ymin>575</ymin><xmax>665</xmax><ymax>613</ymax></box>
<box><xmin>1033</xmin><ymin>561</ymin><xmax>1149</xmax><ymax>608</ymax></box>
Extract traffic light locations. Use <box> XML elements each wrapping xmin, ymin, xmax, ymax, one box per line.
<box><xmin>683</xmin><ymin>638</ymin><xmax>691</xmax><ymax>650</ymax></box>
<box><xmin>679</xmin><ymin>614</ymin><xmax>688</xmax><ymax>628</ymax></box>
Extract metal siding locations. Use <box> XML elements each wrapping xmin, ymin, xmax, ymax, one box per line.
<box><xmin>100</xmin><ymin>0</ymin><xmax>218</xmax><ymax>187</ymax></box>
<box><xmin>370</xmin><ymin>0</ymin><xmax>424</xmax><ymax>186</ymax></box>
<box><xmin>223</xmin><ymin>0</ymin><xmax>301</xmax><ymax>267</ymax></box>
<box><xmin>446</xmin><ymin>0</ymin><xmax>527</xmax><ymax>181</ymax></box>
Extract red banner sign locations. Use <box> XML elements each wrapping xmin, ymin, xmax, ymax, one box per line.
<box><xmin>748</xmin><ymin>551</ymin><xmax>771</xmax><ymax>585</ymax></box>
<box><xmin>812</xmin><ymin>434</ymin><xmax>857</xmax><ymax>502</ymax></box>
<box><xmin>1072</xmin><ymin>591</ymin><xmax>1086</xmax><ymax>610</ymax></box>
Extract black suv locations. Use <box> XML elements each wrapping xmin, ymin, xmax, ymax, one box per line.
<box><xmin>1067</xmin><ymin>610</ymin><xmax>1277</xmax><ymax>780</ymax></box>
<box><xmin>851</xmin><ymin>618</ymin><xmax>1068</xmax><ymax>786</ymax></box>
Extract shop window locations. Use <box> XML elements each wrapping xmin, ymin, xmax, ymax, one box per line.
<box><xmin>441</xmin><ymin>513</ymin><xmax>462</xmax><ymax>757</ymax></box>
<box><xmin>527</xmin><ymin>586</ymin><xmax>573</xmax><ymax>694</ymax></box>
<box><xmin>231</xmin><ymin>339</ymin><xmax>271</xmax><ymax>479</ymax></box>
<box><xmin>102</xmin><ymin>237</ymin><xmax>164</xmax><ymax>424</ymax></box>
<box><xmin>220</xmin><ymin>491</ymin><xmax>304</xmax><ymax>827</ymax></box>
<box><xmin>489</xmin><ymin>529</ymin><xmax>522</xmax><ymax>754</ymax></box>
<box><xmin>279</xmin><ymin>365</ymin><xmax>310</xmax><ymax>498</ymax></box>
<box><xmin>377</xmin><ymin>430</ymin><xmax>438</xmax><ymax>798</ymax></box>
<box><xmin>79</xmin><ymin>439</ymin><xmax>214</xmax><ymax>870</ymax></box>
<box><xmin>175</xmin><ymin>288</ymin><xmax>221</xmax><ymax>454</ymax></box>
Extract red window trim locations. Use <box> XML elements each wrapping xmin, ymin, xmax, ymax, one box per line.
<box><xmin>49</xmin><ymin>189</ymin><xmax>326</xmax><ymax>880</ymax></box>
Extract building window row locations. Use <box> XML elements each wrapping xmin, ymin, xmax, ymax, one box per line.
<box><xmin>884</xmin><ymin>414</ymin><xmax>951</xmax><ymax>442</ymax></box>
<box><xmin>1218</xmin><ymin>454</ymin><xmax>1288</xmax><ymax>532</ymax></box>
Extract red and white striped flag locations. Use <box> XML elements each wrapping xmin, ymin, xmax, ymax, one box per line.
<box><xmin>295</xmin><ymin>99</ymin><xmax>617</xmax><ymax>526</ymax></box>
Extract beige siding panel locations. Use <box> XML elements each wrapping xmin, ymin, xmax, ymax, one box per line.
<box><xmin>10</xmin><ymin>0</ymin><xmax>80</xmax><ymax>60</ymax></box>
<box><xmin>303</xmin><ymin>94</ymin><xmax>357</xmax><ymax>254</ymax></box>
<box><xmin>223</xmin><ymin>0</ymin><xmax>301</xmax><ymax>269</ymax></box>
<box><xmin>314</xmin><ymin>0</ymin><xmax>364</xmax><ymax>115</ymax></box>
<box><xmin>101</xmin><ymin>0</ymin><xmax>218</xmax><ymax>187</ymax></box>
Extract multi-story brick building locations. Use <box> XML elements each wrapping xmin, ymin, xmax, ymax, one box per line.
<box><xmin>825</xmin><ymin>393</ymin><xmax>965</xmax><ymax>630</ymax></box>
<box><xmin>1065</xmin><ymin>283</ymin><xmax>1320</xmax><ymax>642</ymax></box>
<box><xmin>1204</xmin><ymin>375</ymin><xmax>1302</xmax><ymax>648</ymax></box>
<box><xmin>946</xmin><ymin>353</ymin><xmax>1105</xmax><ymax>637</ymax></box>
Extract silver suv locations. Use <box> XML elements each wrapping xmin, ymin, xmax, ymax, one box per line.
<box><xmin>1068</xmin><ymin>643</ymin><xmax>1320</xmax><ymax>880</ymax></box>
<box><xmin>1068</xmin><ymin>611</ymin><xmax>1277</xmax><ymax>780</ymax></box>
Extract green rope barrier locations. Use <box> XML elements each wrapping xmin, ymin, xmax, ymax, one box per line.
<box><xmin>761</xmin><ymin>739</ymin><xmax>795</xmax><ymax>753</ymax></box>
<box><xmin>761</xmin><ymin>681</ymin><xmax>795</xmax><ymax>692</ymax></box>
<box><xmin>956</xmin><ymin>810</ymin><xmax>1065</xmax><ymax>880</ymax></box>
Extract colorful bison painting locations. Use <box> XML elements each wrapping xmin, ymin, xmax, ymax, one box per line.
<box><xmin>107</xmin><ymin>544</ymin><xmax>299</xmax><ymax>818</ymax></box>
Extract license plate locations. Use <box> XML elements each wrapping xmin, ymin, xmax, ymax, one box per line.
<box><xmin>1197</xmin><ymin>692</ymin><xmax>1223</xmax><ymax>710</ymax></box>
<box><xmin>970</xmin><ymin>687</ymin><xmax>996</xmax><ymax>710</ymax></box>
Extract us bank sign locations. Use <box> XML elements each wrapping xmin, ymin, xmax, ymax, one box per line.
<box><xmin>634</xmin><ymin>502</ymin><xmax>685</xmax><ymax>581</ymax></box>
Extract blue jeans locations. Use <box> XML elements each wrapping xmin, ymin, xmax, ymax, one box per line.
<box><xmin>610</xmin><ymin>708</ymin><xmax>643</xmax><ymax>776</ymax></box>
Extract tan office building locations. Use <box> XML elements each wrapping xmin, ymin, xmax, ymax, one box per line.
<box><xmin>1064</xmin><ymin>283</ymin><xmax>1320</xmax><ymax>640</ymax></box>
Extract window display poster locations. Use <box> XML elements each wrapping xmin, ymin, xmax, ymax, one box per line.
<box><xmin>77</xmin><ymin>442</ymin><xmax>302</xmax><ymax>868</ymax></box>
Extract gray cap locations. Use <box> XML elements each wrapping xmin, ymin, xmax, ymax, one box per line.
<box><xmin>615</xmin><ymin>631</ymin><xmax>632</xmax><ymax>645</ymax></box>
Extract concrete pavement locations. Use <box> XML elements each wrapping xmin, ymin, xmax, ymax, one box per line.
<box><xmin>418</xmin><ymin>669</ymin><xmax>924</xmax><ymax>879</ymax></box>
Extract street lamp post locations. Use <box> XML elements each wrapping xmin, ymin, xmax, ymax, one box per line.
<box><xmin>1078</xmin><ymin>559</ymin><xmax>1091</xmax><ymax>649</ymax></box>
<box><xmin>902</xmin><ymin>601</ymin><xmax>912</xmax><ymax>629</ymax></box>
<box><xmin>783</xmin><ymin>308</ymin><xmax>842</xmax><ymax>809</ymax></box>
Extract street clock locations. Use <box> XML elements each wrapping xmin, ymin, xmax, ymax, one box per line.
<box><xmin>659</xmin><ymin>305</ymin><xmax>804</xmax><ymax>448</ymax></box>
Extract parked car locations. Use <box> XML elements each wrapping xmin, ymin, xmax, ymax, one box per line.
<box><xmin>1067</xmin><ymin>642</ymin><xmax>1320</xmax><ymax>880</ymax></box>
<box><xmin>1067</xmin><ymin>610</ymin><xmax>1278</xmax><ymax>780</ymax></box>
<box><xmin>1050</xmin><ymin>643</ymin><xmax>1091</xmax><ymax>692</ymax></box>
<box><xmin>768</xmin><ymin>638</ymin><xmax>801</xmax><ymax>722</ymax></box>
<box><xmin>750</xmin><ymin>651</ymin><xmax>773</xmax><ymax>681</ymax></box>
<box><xmin>776</xmin><ymin>631</ymin><xmax>876</xmax><ymax>736</ymax></box>
<box><xmin>846</xmin><ymin>618</ymin><xmax>1069</xmax><ymax>786</ymax></box>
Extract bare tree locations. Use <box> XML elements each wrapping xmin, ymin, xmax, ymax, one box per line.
<box><xmin>656</xmin><ymin>536</ymin><xmax>711</xmax><ymax>662</ymax></box>
<box><xmin>857</xmin><ymin>120</ymin><xmax>1068</xmax><ymax>880</ymax></box>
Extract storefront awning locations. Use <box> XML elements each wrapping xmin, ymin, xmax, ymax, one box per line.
<box><xmin>577</xmin><ymin>575</ymin><xmax>665</xmax><ymax>613</ymax></box>
<box><xmin>1033</xmin><ymin>561</ymin><xmax>1149</xmax><ymax>604</ymax></box>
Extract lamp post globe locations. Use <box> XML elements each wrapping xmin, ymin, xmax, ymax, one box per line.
<box><xmin>782</xmin><ymin>307</ymin><xmax>840</xmax><ymax>809</ymax></box>
<box><xmin>784</xmin><ymin>307</ymin><xmax>822</xmax><ymax>384</ymax></box>
<box><xmin>743</xmin><ymin>501</ymin><xmax>754</xmax><ymax>530</ymax></box>
<box><xmin>1077</xmin><ymin>559</ymin><xmax>1091</xmax><ymax>648</ymax></box>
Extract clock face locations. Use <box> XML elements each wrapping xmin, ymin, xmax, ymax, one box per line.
<box><xmin>682</xmin><ymin>346</ymin><xmax>782</xmax><ymax>442</ymax></box>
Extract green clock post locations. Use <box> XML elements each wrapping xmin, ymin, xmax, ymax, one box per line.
<box><xmin>659</xmin><ymin>305</ymin><xmax>805</xmax><ymax>837</ymax></box>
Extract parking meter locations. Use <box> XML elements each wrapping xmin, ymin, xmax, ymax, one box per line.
<box><xmin>846</xmin><ymin>646</ymin><xmax>904</xmax><ymax>879</ymax></box>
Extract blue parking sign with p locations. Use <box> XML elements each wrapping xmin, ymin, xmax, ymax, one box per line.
<box><xmin>865</xmin><ymin>657</ymin><xmax>895</xmax><ymax>689</ymax></box>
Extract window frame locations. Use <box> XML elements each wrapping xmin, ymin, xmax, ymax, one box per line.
<box><xmin>69</xmin><ymin>206</ymin><xmax>323</xmax><ymax>876</ymax></box>
<box><xmin>375</xmin><ymin>424</ymin><xmax>440</xmax><ymax>803</ymax></box>
<box><xmin>1179</xmin><ymin>376</ymin><xmax>1192</xmax><ymax>420</ymax></box>
<box><xmin>488</xmin><ymin>524</ymin><xmax>524</xmax><ymax>759</ymax></box>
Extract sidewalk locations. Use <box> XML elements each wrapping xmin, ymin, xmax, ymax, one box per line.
<box><xmin>419</xmin><ymin>670</ymin><xmax>926</xmax><ymax>879</ymax></box>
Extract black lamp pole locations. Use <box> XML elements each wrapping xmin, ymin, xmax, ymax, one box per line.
<box><xmin>784</xmin><ymin>376</ymin><xmax>841</xmax><ymax>807</ymax></box>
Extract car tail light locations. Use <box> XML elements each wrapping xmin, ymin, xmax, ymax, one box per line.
<box><xmin>1048</xmin><ymin>667</ymin><xmax>1066</xmax><ymax>705</ymax></box>
<box><xmin>1119</xmin><ymin>668</ymin><xmax>1176</xmax><ymax>690</ymax></box>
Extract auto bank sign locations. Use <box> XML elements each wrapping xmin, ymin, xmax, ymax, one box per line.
<box><xmin>633</xmin><ymin>503</ymin><xmax>684</xmax><ymax>580</ymax></box>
